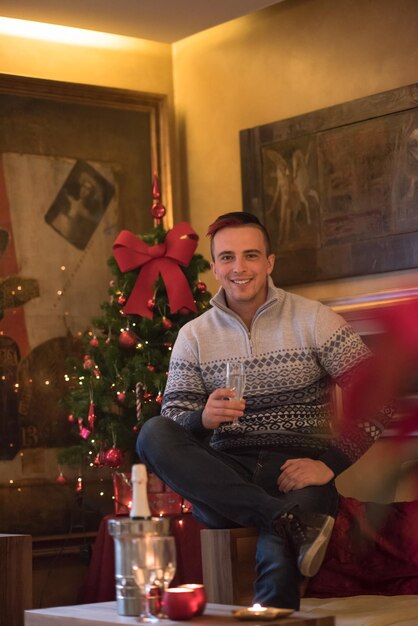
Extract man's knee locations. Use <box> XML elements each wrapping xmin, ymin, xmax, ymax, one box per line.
<box><xmin>137</xmin><ymin>415</ymin><xmax>162</xmax><ymax>456</ymax></box>
<box><xmin>136</xmin><ymin>415</ymin><xmax>176</xmax><ymax>459</ymax></box>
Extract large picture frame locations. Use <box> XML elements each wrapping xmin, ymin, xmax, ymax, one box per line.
<box><xmin>0</xmin><ymin>74</ymin><xmax>171</xmax><ymax>454</ymax></box>
<box><xmin>240</xmin><ymin>82</ymin><xmax>418</xmax><ymax>286</ymax></box>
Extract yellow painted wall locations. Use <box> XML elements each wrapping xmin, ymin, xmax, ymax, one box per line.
<box><xmin>0</xmin><ymin>28</ymin><xmax>172</xmax><ymax>96</ymax></box>
<box><xmin>173</xmin><ymin>0</ymin><xmax>418</xmax><ymax>298</ymax></box>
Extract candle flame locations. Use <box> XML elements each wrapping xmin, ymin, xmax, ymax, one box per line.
<box><xmin>249</xmin><ymin>604</ymin><xmax>267</xmax><ymax>612</ymax></box>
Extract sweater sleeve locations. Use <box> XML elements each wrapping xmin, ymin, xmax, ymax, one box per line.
<box><xmin>314</xmin><ymin>304</ymin><xmax>394</xmax><ymax>476</ymax></box>
<box><xmin>160</xmin><ymin>326</ymin><xmax>209</xmax><ymax>437</ymax></box>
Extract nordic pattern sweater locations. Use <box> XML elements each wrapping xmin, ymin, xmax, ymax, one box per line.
<box><xmin>161</xmin><ymin>282</ymin><xmax>393</xmax><ymax>476</ymax></box>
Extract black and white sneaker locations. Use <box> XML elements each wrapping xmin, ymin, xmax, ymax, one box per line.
<box><xmin>276</xmin><ymin>507</ymin><xmax>335</xmax><ymax>577</ymax></box>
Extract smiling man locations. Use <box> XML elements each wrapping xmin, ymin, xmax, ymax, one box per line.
<box><xmin>137</xmin><ymin>212</ymin><xmax>392</xmax><ymax>610</ymax></box>
<box><xmin>209</xmin><ymin>223</ymin><xmax>274</xmax><ymax>328</ymax></box>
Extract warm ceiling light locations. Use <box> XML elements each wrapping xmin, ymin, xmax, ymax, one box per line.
<box><xmin>0</xmin><ymin>16</ymin><xmax>148</xmax><ymax>50</ymax></box>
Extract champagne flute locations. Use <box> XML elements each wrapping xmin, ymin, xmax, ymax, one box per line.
<box><xmin>225</xmin><ymin>362</ymin><xmax>246</xmax><ymax>426</ymax></box>
<box><xmin>132</xmin><ymin>536</ymin><xmax>162</xmax><ymax>623</ymax></box>
<box><xmin>152</xmin><ymin>536</ymin><xmax>177</xmax><ymax>617</ymax></box>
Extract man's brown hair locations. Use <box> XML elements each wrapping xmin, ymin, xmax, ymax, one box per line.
<box><xmin>206</xmin><ymin>212</ymin><xmax>272</xmax><ymax>259</ymax></box>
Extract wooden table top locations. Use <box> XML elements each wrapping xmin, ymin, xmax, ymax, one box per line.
<box><xmin>24</xmin><ymin>601</ymin><xmax>334</xmax><ymax>626</ymax></box>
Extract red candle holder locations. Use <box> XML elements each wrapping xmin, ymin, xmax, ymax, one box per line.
<box><xmin>179</xmin><ymin>584</ymin><xmax>207</xmax><ymax>616</ymax></box>
<box><xmin>162</xmin><ymin>588</ymin><xmax>198</xmax><ymax>621</ymax></box>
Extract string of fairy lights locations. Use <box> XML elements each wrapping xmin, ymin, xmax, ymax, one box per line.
<box><xmin>0</xmin><ymin>273</ymin><xmax>208</xmax><ymax>510</ymax></box>
<box><xmin>1</xmin><ymin>176</ymin><xmax>211</xmax><ymax>516</ymax></box>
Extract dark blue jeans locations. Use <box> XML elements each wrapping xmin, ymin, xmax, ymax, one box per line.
<box><xmin>137</xmin><ymin>416</ymin><xmax>338</xmax><ymax>610</ymax></box>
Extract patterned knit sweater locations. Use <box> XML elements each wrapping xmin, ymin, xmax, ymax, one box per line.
<box><xmin>161</xmin><ymin>281</ymin><xmax>393</xmax><ymax>476</ymax></box>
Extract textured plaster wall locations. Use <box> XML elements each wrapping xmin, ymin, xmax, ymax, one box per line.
<box><xmin>0</xmin><ymin>30</ymin><xmax>173</xmax><ymax>95</ymax></box>
<box><xmin>173</xmin><ymin>0</ymin><xmax>418</xmax><ymax>299</ymax></box>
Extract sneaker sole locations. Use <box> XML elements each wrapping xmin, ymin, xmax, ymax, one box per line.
<box><xmin>298</xmin><ymin>516</ymin><xmax>335</xmax><ymax>578</ymax></box>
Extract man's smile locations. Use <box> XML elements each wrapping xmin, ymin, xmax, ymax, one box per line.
<box><xmin>230</xmin><ymin>278</ymin><xmax>251</xmax><ymax>285</ymax></box>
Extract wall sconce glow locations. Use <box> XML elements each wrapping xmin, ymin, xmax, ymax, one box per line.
<box><xmin>0</xmin><ymin>16</ymin><xmax>145</xmax><ymax>49</ymax></box>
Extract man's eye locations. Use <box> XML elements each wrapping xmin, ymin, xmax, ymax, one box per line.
<box><xmin>220</xmin><ymin>255</ymin><xmax>232</xmax><ymax>262</ymax></box>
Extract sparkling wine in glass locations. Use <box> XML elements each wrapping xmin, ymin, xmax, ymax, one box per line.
<box><xmin>225</xmin><ymin>362</ymin><xmax>246</xmax><ymax>426</ymax></box>
<box><xmin>152</xmin><ymin>536</ymin><xmax>177</xmax><ymax>617</ymax></box>
<box><xmin>132</xmin><ymin>536</ymin><xmax>165</xmax><ymax>623</ymax></box>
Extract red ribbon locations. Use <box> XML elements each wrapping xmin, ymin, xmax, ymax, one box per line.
<box><xmin>113</xmin><ymin>222</ymin><xmax>199</xmax><ymax>319</ymax></box>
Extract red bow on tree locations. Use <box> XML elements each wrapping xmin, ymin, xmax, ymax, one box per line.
<box><xmin>113</xmin><ymin>222</ymin><xmax>199</xmax><ymax>319</ymax></box>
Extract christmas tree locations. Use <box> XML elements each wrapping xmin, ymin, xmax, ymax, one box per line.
<box><xmin>58</xmin><ymin>176</ymin><xmax>211</xmax><ymax>471</ymax></box>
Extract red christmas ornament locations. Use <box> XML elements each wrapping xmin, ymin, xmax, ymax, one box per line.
<box><xmin>117</xmin><ymin>391</ymin><xmax>126</xmax><ymax>403</ymax></box>
<box><xmin>135</xmin><ymin>382</ymin><xmax>142</xmax><ymax>421</ymax></box>
<box><xmin>88</xmin><ymin>401</ymin><xmax>96</xmax><ymax>430</ymax></box>
<box><xmin>147</xmin><ymin>364</ymin><xmax>155</xmax><ymax>372</ymax></box>
<box><xmin>68</xmin><ymin>413</ymin><xmax>75</xmax><ymax>423</ymax></box>
<box><xmin>89</xmin><ymin>336</ymin><xmax>99</xmax><ymax>347</ymax></box>
<box><xmin>118</xmin><ymin>330</ymin><xmax>137</xmax><ymax>349</ymax></box>
<box><xmin>151</xmin><ymin>172</ymin><xmax>166</xmax><ymax>222</ymax></box>
<box><xmin>56</xmin><ymin>472</ymin><xmax>67</xmax><ymax>485</ymax></box>
<box><xmin>196</xmin><ymin>281</ymin><xmax>207</xmax><ymax>294</ymax></box>
<box><xmin>93</xmin><ymin>451</ymin><xmax>107</xmax><ymax>468</ymax></box>
<box><xmin>147</xmin><ymin>298</ymin><xmax>156</xmax><ymax>311</ymax></box>
<box><xmin>117</xmin><ymin>294</ymin><xmax>126</xmax><ymax>306</ymax></box>
<box><xmin>152</xmin><ymin>172</ymin><xmax>161</xmax><ymax>201</ymax></box>
<box><xmin>151</xmin><ymin>202</ymin><xmax>166</xmax><ymax>220</ymax></box>
<box><xmin>155</xmin><ymin>392</ymin><xmax>163</xmax><ymax>405</ymax></box>
<box><xmin>78</xmin><ymin>417</ymin><xmax>91</xmax><ymax>440</ymax></box>
<box><xmin>162</xmin><ymin>316</ymin><xmax>173</xmax><ymax>330</ymax></box>
<box><xmin>105</xmin><ymin>447</ymin><xmax>124</xmax><ymax>468</ymax></box>
<box><xmin>83</xmin><ymin>355</ymin><xmax>95</xmax><ymax>369</ymax></box>
<box><xmin>80</xmin><ymin>427</ymin><xmax>91</xmax><ymax>440</ymax></box>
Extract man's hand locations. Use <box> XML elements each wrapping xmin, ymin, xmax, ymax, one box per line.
<box><xmin>202</xmin><ymin>389</ymin><xmax>245</xmax><ymax>430</ymax></box>
<box><xmin>277</xmin><ymin>458</ymin><xmax>334</xmax><ymax>493</ymax></box>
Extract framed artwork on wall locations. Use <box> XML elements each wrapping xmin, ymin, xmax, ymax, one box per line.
<box><xmin>0</xmin><ymin>74</ymin><xmax>171</xmax><ymax>453</ymax></box>
<box><xmin>240</xmin><ymin>82</ymin><xmax>418</xmax><ymax>287</ymax></box>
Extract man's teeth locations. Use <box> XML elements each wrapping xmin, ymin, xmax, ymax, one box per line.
<box><xmin>232</xmin><ymin>279</ymin><xmax>250</xmax><ymax>284</ymax></box>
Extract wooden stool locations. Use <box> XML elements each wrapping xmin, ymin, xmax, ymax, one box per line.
<box><xmin>201</xmin><ymin>527</ymin><xmax>309</xmax><ymax>605</ymax></box>
<box><xmin>201</xmin><ymin>527</ymin><xmax>258</xmax><ymax>605</ymax></box>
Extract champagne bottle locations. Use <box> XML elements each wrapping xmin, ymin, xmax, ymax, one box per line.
<box><xmin>130</xmin><ymin>463</ymin><xmax>152</xmax><ymax>519</ymax></box>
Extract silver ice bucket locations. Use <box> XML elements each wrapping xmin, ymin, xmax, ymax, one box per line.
<box><xmin>108</xmin><ymin>517</ymin><xmax>170</xmax><ymax>616</ymax></box>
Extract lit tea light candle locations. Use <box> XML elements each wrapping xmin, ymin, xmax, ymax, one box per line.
<box><xmin>248</xmin><ymin>604</ymin><xmax>267</xmax><ymax>614</ymax></box>
<box><xmin>162</xmin><ymin>587</ymin><xmax>198</xmax><ymax>621</ymax></box>
<box><xmin>179</xmin><ymin>583</ymin><xmax>207</xmax><ymax>615</ymax></box>
<box><xmin>232</xmin><ymin>604</ymin><xmax>294</xmax><ymax>621</ymax></box>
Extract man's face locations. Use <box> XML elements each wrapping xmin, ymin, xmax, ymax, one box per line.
<box><xmin>211</xmin><ymin>225</ymin><xmax>275</xmax><ymax>312</ymax></box>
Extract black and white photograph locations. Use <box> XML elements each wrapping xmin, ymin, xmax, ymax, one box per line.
<box><xmin>45</xmin><ymin>159</ymin><xmax>115</xmax><ymax>250</ymax></box>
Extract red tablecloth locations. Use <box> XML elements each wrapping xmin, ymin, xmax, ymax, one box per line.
<box><xmin>79</xmin><ymin>513</ymin><xmax>204</xmax><ymax>603</ymax></box>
